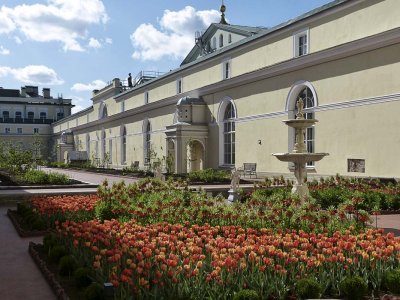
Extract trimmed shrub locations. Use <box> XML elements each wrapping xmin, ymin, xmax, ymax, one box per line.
<box><xmin>233</xmin><ymin>289</ymin><xmax>259</xmax><ymax>300</ymax></box>
<box><xmin>74</xmin><ymin>267</ymin><xmax>92</xmax><ymax>288</ymax></box>
<box><xmin>339</xmin><ymin>276</ymin><xmax>368</xmax><ymax>300</ymax></box>
<box><xmin>384</xmin><ymin>268</ymin><xmax>400</xmax><ymax>294</ymax></box>
<box><xmin>295</xmin><ymin>278</ymin><xmax>322</xmax><ymax>299</ymax></box>
<box><xmin>84</xmin><ymin>282</ymin><xmax>104</xmax><ymax>300</ymax></box>
<box><xmin>47</xmin><ymin>172</ymin><xmax>70</xmax><ymax>185</ymax></box>
<box><xmin>22</xmin><ymin>170</ymin><xmax>48</xmax><ymax>184</ymax></box>
<box><xmin>58</xmin><ymin>255</ymin><xmax>78</xmax><ymax>276</ymax></box>
<box><xmin>21</xmin><ymin>169</ymin><xmax>70</xmax><ymax>185</ymax></box>
<box><xmin>48</xmin><ymin>245</ymin><xmax>67</xmax><ymax>263</ymax></box>
<box><xmin>188</xmin><ymin>168</ymin><xmax>229</xmax><ymax>183</ymax></box>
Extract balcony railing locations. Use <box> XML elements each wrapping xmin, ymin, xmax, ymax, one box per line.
<box><xmin>0</xmin><ymin>117</ymin><xmax>54</xmax><ymax>124</ymax></box>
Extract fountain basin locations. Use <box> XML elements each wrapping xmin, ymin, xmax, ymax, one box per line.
<box><xmin>272</xmin><ymin>152</ymin><xmax>329</xmax><ymax>163</ymax></box>
<box><xmin>283</xmin><ymin>119</ymin><xmax>318</xmax><ymax>129</ymax></box>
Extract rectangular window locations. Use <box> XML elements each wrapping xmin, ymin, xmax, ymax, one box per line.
<box><xmin>15</xmin><ymin>111</ymin><xmax>22</xmax><ymax>119</ymax></box>
<box><xmin>33</xmin><ymin>128</ymin><xmax>39</xmax><ymax>134</ymax></box>
<box><xmin>144</xmin><ymin>91</ymin><xmax>149</xmax><ymax>104</ymax></box>
<box><xmin>2</xmin><ymin>111</ymin><xmax>9</xmax><ymax>119</ymax></box>
<box><xmin>108</xmin><ymin>139</ymin><xmax>112</xmax><ymax>162</ymax></box>
<box><xmin>176</xmin><ymin>78</ymin><xmax>183</xmax><ymax>94</ymax></box>
<box><xmin>222</xmin><ymin>59</ymin><xmax>231</xmax><ymax>80</ymax></box>
<box><xmin>294</xmin><ymin>29</ymin><xmax>309</xmax><ymax>57</ymax></box>
<box><xmin>40</xmin><ymin>112</ymin><xmax>46</xmax><ymax>120</ymax></box>
<box><xmin>17</xmin><ymin>128</ymin><xmax>22</xmax><ymax>134</ymax></box>
<box><xmin>121</xmin><ymin>100</ymin><xmax>125</xmax><ymax>112</ymax></box>
<box><xmin>5</xmin><ymin>127</ymin><xmax>10</xmax><ymax>134</ymax></box>
<box><xmin>27</xmin><ymin>111</ymin><xmax>34</xmax><ymax>119</ymax></box>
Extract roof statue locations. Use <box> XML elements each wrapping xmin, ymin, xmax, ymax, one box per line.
<box><xmin>220</xmin><ymin>0</ymin><xmax>228</xmax><ymax>25</ymax></box>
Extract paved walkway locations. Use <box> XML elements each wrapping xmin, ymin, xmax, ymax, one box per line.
<box><xmin>41</xmin><ymin>167</ymin><xmax>139</xmax><ymax>185</ymax></box>
<box><xmin>0</xmin><ymin>206</ymin><xmax>55</xmax><ymax>300</ymax></box>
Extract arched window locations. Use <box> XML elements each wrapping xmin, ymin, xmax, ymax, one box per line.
<box><xmin>296</xmin><ymin>87</ymin><xmax>315</xmax><ymax>165</ymax></box>
<box><xmin>212</xmin><ymin>37</ymin><xmax>217</xmax><ymax>50</ymax></box>
<box><xmin>144</xmin><ymin>120</ymin><xmax>151</xmax><ymax>165</ymax></box>
<box><xmin>121</xmin><ymin>126</ymin><xmax>127</xmax><ymax>164</ymax></box>
<box><xmin>86</xmin><ymin>134</ymin><xmax>90</xmax><ymax>158</ymax></box>
<box><xmin>223</xmin><ymin>102</ymin><xmax>236</xmax><ymax>165</ymax></box>
<box><xmin>27</xmin><ymin>111</ymin><xmax>34</xmax><ymax>119</ymax></box>
<box><xmin>228</xmin><ymin>34</ymin><xmax>232</xmax><ymax>43</ymax></box>
<box><xmin>219</xmin><ymin>34</ymin><xmax>224</xmax><ymax>47</ymax></box>
<box><xmin>2</xmin><ymin>111</ymin><xmax>9</xmax><ymax>119</ymax></box>
<box><xmin>101</xmin><ymin>130</ymin><xmax>106</xmax><ymax>162</ymax></box>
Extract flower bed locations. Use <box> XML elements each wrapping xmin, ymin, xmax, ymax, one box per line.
<box><xmin>20</xmin><ymin>178</ymin><xmax>400</xmax><ymax>299</ymax></box>
<box><xmin>56</xmin><ymin>219</ymin><xmax>400</xmax><ymax>299</ymax></box>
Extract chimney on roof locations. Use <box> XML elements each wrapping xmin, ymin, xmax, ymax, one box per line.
<box><xmin>43</xmin><ymin>88</ymin><xmax>51</xmax><ymax>98</ymax></box>
<box><xmin>21</xmin><ymin>87</ymin><xmax>26</xmax><ymax>97</ymax></box>
<box><xmin>25</xmin><ymin>86</ymin><xmax>38</xmax><ymax>97</ymax></box>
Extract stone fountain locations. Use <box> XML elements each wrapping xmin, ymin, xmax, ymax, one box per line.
<box><xmin>273</xmin><ymin>98</ymin><xmax>329</xmax><ymax>199</ymax></box>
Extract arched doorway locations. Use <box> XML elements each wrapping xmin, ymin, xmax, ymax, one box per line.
<box><xmin>187</xmin><ymin>140</ymin><xmax>204</xmax><ymax>172</ymax></box>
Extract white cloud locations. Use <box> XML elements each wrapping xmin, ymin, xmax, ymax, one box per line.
<box><xmin>72</xmin><ymin>104</ymin><xmax>86</xmax><ymax>114</ymax></box>
<box><xmin>14</xmin><ymin>36</ymin><xmax>22</xmax><ymax>44</ymax></box>
<box><xmin>105</xmin><ymin>37</ymin><xmax>112</xmax><ymax>44</ymax></box>
<box><xmin>0</xmin><ymin>46</ymin><xmax>10</xmax><ymax>55</ymax></box>
<box><xmin>0</xmin><ymin>9</ymin><xmax>15</xmax><ymax>34</ymax></box>
<box><xmin>88</xmin><ymin>37</ymin><xmax>101</xmax><ymax>49</ymax></box>
<box><xmin>0</xmin><ymin>65</ymin><xmax>64</xmax><ymax>85</ymax></box>
<box><xmin>71</xmin><ymin>79</ymin><xmax>106</xmax><ymax>92</ymax></box>
<box><xmin>130</xmin><ymin>6</ymin><xmax>220</xmax><ymax>61</ymax></box>
<box><xmin>0</xmin><ymin>0</ymin><xmax>108</xmax><ymax>52</ymax></box>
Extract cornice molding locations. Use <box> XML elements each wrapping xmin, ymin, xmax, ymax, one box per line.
<box><xmin>235</xmin><ymin>92</ymin><xmax>400</xmax><ymax>123</ymax></box>
<box><xmin>57</xmin><ymin>27</ymin><xmax>400</xmax><ymax>133</ymax></box>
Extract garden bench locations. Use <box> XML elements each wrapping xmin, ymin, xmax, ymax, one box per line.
<box><xmin>242</xmin><ymin>163</ymin><xmax>257</xmax><ymax>178</ymax></box>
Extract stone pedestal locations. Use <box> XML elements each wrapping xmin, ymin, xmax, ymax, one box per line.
<box><xmin>227</xmin><ymin>189</ymin><xmax>239</xmax><ymax>203</ymax></box>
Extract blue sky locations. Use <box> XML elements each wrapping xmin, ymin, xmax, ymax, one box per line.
<box><xmin>0</xmin><ymin>0</ymin><xmax>332</xmax><ymax>113</ymax></box>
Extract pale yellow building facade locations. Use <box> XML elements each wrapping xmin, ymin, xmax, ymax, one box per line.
<box><xmin>52</xmin><ymin>0</ymin><xmax>400</xmax><ymax>178</ymax></box>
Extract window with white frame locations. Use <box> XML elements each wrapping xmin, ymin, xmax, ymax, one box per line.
<box><xmin>219</xmin><ymin>34</ymin><xmax>224</xmax><ymax>48</ymax></box>
<box><xmin>15</xmin><ymin>111</ymin><xmax>22</xmax><ymax>119</ymax></box>
<box><xmin>212</xmin><ymin>37</ymin><xmax>217</xmax><ymax>50</ymax></box>
<box><xmin>17</xmin><ymin>128</ymin><xmax>22</xmax><ymax>134</ymax></box>
<box><xmin>176</xmin><ymin>78</ymin><xmax>183</xmax><ymax>94</ymax></box>
<box><xmin>222</xmin><ymin>58</ymin><xmax>231</xmax><ymax>80</ymax></box>
<box><xmin>34</xmin><ymin>128</ymin><xmax>39</xmax><ymax>134</ymax></box>
<box><xmin>144</xmin><ymin>121</ymin><xmax>151</xmax><ymax>165</ymax></box>
<box><xmin>108</xmin><ymin>139</ymin><xmax>112</xmax><ymax>163</ymax></box>
<box><xmin>40</xmin><ymin>112</ymin><xmax>46</xmax><ymax>120</ymax></box>
<box><xmin>223</xmin><ymin>102</ymin><xmax>236</xmax><ymax>165</ymax></box>
<box><xmin>121</xmin><ymin>126</ymin><xmax>127</xmax><ymax>164</ymax></box>
<box><xmin>102</xmin><ymin>130</ymin><xmax>106</xmax><ymax>161</ymax></box>
<box><xmin>86</xmin><ymin>134</ymin><xmax>91</xmax><ymax>157</ymax></box>
<box><xmin>294</xmin><ymin>29</ymin><xmax>309</xmax><ymax>57</ymax></box>
<box><xmin>144</xmin><ymin>91</ymin><xmax>149</xmax><ymax>104</ymax></box>
<box><xmin>5</xmin><ymin>127</ymin><xmax>10</xmax><ymax>134</ymax></box>
<box><xmin>295</xmin><ymin>87</ymin><xmax>315</xmax><ymax>166</ymax></box>
<box><xmin>27</xmin><ymin>111</ymin><xmax>34</xmax><ymax>119</ymax></box>
<box><xmin>2</xmin><ymin>111</ymin><xmax>9</xmax><ymax>119</ymax></box>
